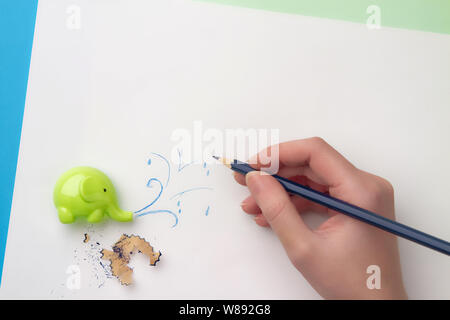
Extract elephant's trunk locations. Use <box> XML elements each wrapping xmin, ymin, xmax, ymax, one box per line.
<box><xmin>108</xmin><ymin>204</ymin><xmax>133</xmax><ymax>222</ymax></box>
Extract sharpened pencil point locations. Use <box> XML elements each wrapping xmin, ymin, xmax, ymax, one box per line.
<box><xmin>212</xmin><ymin>156</ymin><xmax>232</xmax><ymax>168</ymax></box>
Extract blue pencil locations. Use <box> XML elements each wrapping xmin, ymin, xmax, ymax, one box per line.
<box><xmin>214</xmin><ymin>157</ymin><xmax>450</xmax><ymax>256</ymax></box>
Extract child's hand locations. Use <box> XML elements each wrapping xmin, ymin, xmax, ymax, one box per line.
<box><xmin>234</xmin><ymin>137</ymin><xmax>407</xmax><ymax>299</ymax></box>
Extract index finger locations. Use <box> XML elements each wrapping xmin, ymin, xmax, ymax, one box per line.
<box><xmin>251</xmin><ymin>137</ymin><xmax>357</xmax><ymax>188</ymax></box>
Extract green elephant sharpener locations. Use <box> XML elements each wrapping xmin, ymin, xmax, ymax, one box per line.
<box><xmin>54</xmin><ymin>167</ymin><xmax>133</xmax><ymax>224</ymax></box>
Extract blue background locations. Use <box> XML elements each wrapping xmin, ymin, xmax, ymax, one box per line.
<box><xmin>0</xmin><ymin>0</ymin><xmax>38</xmax><ymax>286</ymax></box>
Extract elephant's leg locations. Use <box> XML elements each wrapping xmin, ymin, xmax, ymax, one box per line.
<box><xmin>58</xmin><ymin>207</ymin><xmax>75</xmax><ymax>224</ymax></box>
<box><xmin>87</xmin><ymin>209</ymin><xmax>104</xmax><ymax>223</ymax></box>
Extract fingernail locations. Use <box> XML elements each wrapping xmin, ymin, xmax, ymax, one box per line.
<box><xmin>245</xmin><ymin>171</ymin><xmax>259</xmax><ymax>185</ymax></box>
<box><xmin>246</xmin><ymin>171</ymin><xmax>270</xmax><ymax>179</ymax></box>
<box><xmin>254</xmin><ymin>214</ymin><xmax>265</xmax><ymax>225</ymax></box>
<box><xmin>246</xmin><ymin>170</ymin><xmax>270</xmax><ymax>183</ymax></box>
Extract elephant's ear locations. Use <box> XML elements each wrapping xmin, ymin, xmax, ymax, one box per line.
<box><xmin>80</xmin><ymin>176</ymin><xmax>102</xmax><ymax>202</ymax></box>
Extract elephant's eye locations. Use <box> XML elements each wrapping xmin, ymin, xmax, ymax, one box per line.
<box><xmin>103</xmin><ymin>188</ymin><xmax>107</xmax><ymax>192</ymax></box>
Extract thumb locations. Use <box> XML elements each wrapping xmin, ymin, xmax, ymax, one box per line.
<box><xmin>245</xmin><ymin>171</ymin><xmax>315</xmax><ymax>258</ymax></box>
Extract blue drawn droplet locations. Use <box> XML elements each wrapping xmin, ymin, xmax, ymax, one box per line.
<box><xmin>203</xmin><ymin>162</ymin><xmax>210</xmax><ymax>176</ymax></box>
<box><xmin>205</xmin><ymin>205</ymin><xmax>210</xmax><ymax>216</ymax></box>
<box><xmin>147</xmin><ymin>159</ymin><xmax>152</xmax><ymax>165</ymax></box>
<box><xmin>177</xmin><ymin>200</ymin><xmax>180</xmax><ymax>207</ymax></box>
<box><xmin>178</xmin><ymin>209</ymin><xmax>182</xmax><ymax>214</ymax></box>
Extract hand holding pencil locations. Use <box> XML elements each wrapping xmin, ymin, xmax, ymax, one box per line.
<box><xmin>232</xmin><ymin>137</ymin><xmax>409</xmax><ymax>299</ymax></box>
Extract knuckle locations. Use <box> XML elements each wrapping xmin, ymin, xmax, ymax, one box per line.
<box><xmin>367</xmin><ymin>182</ymin><xmax>384</xmax><ymax>201</ymax></box>
<box><xmin>381</xmin><ymin>178</ymin><xmax>395</xmax><ymax>196</ymax></box>
<box><xmin>290</xmin><ymin>241</ymin><xmax>312</xmax><ymax>263</ymax></box>
<box><xmin>374</xmin><ymin>176</ymin><xmax>394</xmax><ymax>196</ymax></box>
<box><xmin>358</xmin><ymin>170</ymin><xmax>395</xmax><ymax>200</ymax></box>
<box><xmin>309</xmin><ymin>136</ymin><xmax>326</xmax><ymax>146</ymax></box>
<box><xmin>308</xmin><ymin>137</ymin><xmax>332</xmax><ymax>155</ymax></box>
<box><xmin>365</xmin><ymin>177</ymin><xmax>394</xmax><ymax>204</ymax></box>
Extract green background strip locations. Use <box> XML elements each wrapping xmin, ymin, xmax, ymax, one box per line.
<box><xmin>199</xmin><ymin>0</ymin><xmax>450</xmax><ymax>35</ymax></box>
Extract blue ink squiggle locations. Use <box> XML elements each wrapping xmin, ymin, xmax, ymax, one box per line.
<box><xmin>170</xmin><ymin>187</ymin><xmax>214</xmax><ymax>200</ymax></box>
<box><xmin>177</xmin><ymin>148</ymin><xmax>193</xmax><ymax>172</ymax></box>
<box><xmin>135</xmin><ymin>209</ymin><xmax>178</xmax><ymax>228</ymax></box>
<box><xmin>149</xmin><ymin>152</ymin><xmax>171</xmax><ymax>188</ymax></box>
<box><xmin>134</xmin><ymin>178</ymin><xmax>163</xmax><ymax>214</ymax></box>
<box><xmin>135</xmin><ymin>151</ymin><xmax>213</xmax><ymax>228</ymax></box>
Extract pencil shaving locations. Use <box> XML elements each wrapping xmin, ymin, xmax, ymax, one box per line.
<box><xmin>101</xmin><ymin>234</ymin><xmax>161</xmax><ymax>286</ymax></box>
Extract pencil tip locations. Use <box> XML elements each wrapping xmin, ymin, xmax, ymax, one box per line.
<box><xmin>212</xmin><ymin>156</ymin><xmax>232</xmax><ymax>168</ymax></box>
